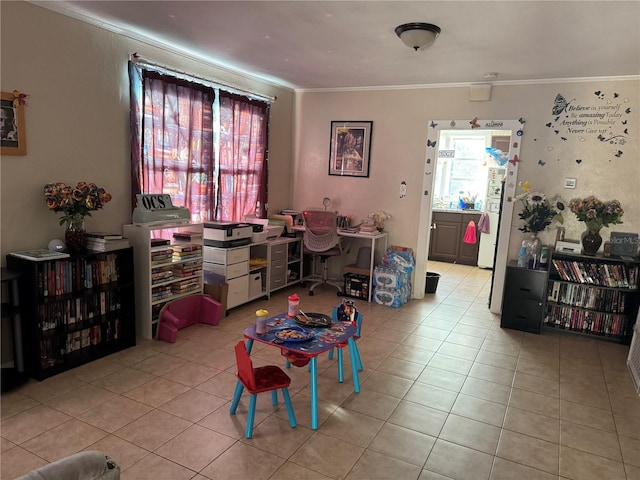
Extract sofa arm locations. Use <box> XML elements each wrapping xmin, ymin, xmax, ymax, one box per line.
<box><xmin>201</xmin><ymin>295</ymin><xmax>222</xmax><ymax>326</ymax></box>
<box><xmin>17</xmin><ymin>451</ymin><xmax>120</xmax><ymax>480</ymax></box>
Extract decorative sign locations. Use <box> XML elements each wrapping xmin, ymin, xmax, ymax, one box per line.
<box><xmin>136</xmin><ymin>194</ymin><xmax>174</xmax><ymax>210</ymax></box>
<box><xmin>438</xmin><ymin>149</ymin><xmax>455</xmax><ymax>158</ymax></box>
<box><xmin>541</xmin><ymin>89</ymin><xmax>632</xmax><ymax>164</ymax></box>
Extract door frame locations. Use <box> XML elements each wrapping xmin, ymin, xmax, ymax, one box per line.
<box><xmin>414</xmin><ymin>119</ymin><xmax>523</xmax><ymax>313</ymax></box>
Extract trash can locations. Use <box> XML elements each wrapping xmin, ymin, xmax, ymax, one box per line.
<box><xmin>425</xmin><ymin>272</ymin><xmax>441</xmax><ymax>294</ymax></box>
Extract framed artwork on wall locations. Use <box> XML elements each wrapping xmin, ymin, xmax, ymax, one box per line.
<box><xmin>1</xmin><ymin>92</ymin><xmax>27</xmax><ymax>156</ymax></box>
<box><xmin>329</xmin><ymin>121</ymin><xmax>372</xmax><ymax>177</ymax></box>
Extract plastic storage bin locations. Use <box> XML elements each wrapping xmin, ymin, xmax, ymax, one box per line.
<box><xmin>343</xmin><ymin>273</ymin><xmax>370</xmax><ymax>299</ymax></box>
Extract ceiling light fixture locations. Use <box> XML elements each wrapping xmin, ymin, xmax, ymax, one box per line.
<box><xmin>395</xmin><ymin>23</ymin><xmax>441</xmax><ymax>51</ymax></box>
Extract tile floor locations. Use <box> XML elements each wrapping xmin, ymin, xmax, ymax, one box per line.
<box><xmin>1</xmin><ymin>261</ymin><xmax>639</xmax><ymax>480</ymax></box>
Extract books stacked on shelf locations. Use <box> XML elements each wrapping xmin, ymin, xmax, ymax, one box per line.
<box><xmin>151</xmin><ymin>238</ymin><xmax>171</xmax><ymax>247</ymax></box>
<box><xmin>545</xmin><ymin>306</ymin><xmax>628</xmax><ymax>338</ymax></box>
<box><xmin>152</xmin><ymin>284</ymin><xmax>172</xmax><ymax>302</ymax></box>
<box><xmin>358</xmin><ymin>224</ymin><xmax>378</xmax><ymax>235</ymax></box>
<box><xmin>171</xmin><ymin>277</ymin><xmax>201</xmax><ymax>294</ymax></box>
<box><xmin>86</xmin><ymin>232</ymin><xmax>130</xmax><ymax>252</ymax></box>
<box><xmin>171</xmin><ymin>243</ymin><xmax>202</xmax><ymax>262</ymax></box>
<box><xmin>151</xmin><ymin>247</ymin><xmax>173</xmax><ymax>265</ymax></box>
<box><xmin>551</xmin><ymin>259</ymin><xmax>638</xmax><ymax>288</ymax></box>
<box><xmin>9</xmin><ymin>249</ymin><xmax>70</xmax><ymax>261</ymax></box>
<box><xmin>547</xmin><ymin>281</ymin><xmax>628</xmax><ymax>313</ymax></box>
<box><xmin>173</xmin><ymin>261</ymin><xmax>202</xmax><ymax>278</ymax></box>
<box><xmin>151</xmin><ymin>266</ymin><xmax>174</xmax><ymax>285</ymax></box>
<box><xmin>173</xmin><ymin>230</ymin><xmax>202</xmax><ymax>243</ymax></box>
<box><xmin>37</xmin><ymin>254</ymin><xmax>120</xmax><ymax>296</ymax></box>
<box><xmin>37</xmin><ymin>290</ymin><xmax>122</xmax><ymax>328</ymax></box>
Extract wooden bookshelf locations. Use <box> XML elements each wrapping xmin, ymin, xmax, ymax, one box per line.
<box><xmin>6</xmin><ymin>247</ymin><xmax>136</xmax><ymax>380</ymax></box>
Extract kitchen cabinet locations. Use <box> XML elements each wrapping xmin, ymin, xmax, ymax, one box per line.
<box><xmin>429</xmin><ymin>211</ymin><xmax>481</xmax><ymax>265</ymax></box>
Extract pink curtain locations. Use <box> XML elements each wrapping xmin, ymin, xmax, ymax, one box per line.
<box><xmin>218</xmin><ymin>92</ymin><xmax>269</xmax><ymax>221</ymax></box>
<box><xmin>131</xmin><ymin>68</ymin><xmax>215</xmax><ymax>222</ymax></box>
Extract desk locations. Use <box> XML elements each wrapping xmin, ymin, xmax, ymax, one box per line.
<box><xmin>242</xmin><ymin>313</ymin><xmax>359</xmax><ymax>430</ymax></box>
<box><xmin>294</xmin><ymin>226</ymin><xmax>389</xmax><ymax>302</ymax></box>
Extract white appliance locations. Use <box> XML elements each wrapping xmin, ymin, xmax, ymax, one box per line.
<box><xmin>478</xmin><ymin>167</ymin><xmax>505</xmax><ymax>268</ymax></box>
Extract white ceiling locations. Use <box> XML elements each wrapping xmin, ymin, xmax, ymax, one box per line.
<box><xmin>34</xmin><ymin>1</ymin><xmax>640</xmax><ymax>91</ymax></box>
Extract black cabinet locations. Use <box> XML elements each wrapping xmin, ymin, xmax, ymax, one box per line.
<box><xmin>6</xmin><ymin>248</ymin><xmax>136</xmax><ymax>380</ymax></box>
<box><xmin>501</xmin><ymin>261</ymin><xmax>548</xmax><ymax>333</ymax></box>
<box><xmin>429</xmin><ymin>211</ymin><xmax>481</xmax><ymax>265</ymax></box>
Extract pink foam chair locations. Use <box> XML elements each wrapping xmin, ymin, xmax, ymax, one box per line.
<box><xmin>157</xmin><ymin>294</ymin><xmax>222</xmax><ymax>343</ymax></box>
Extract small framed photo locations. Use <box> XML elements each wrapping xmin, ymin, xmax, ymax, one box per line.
<box><xmin>564</xmin><ymin>178</ymin><xmax>576</xmax><ymax>189</ymax></box>
<box><xmin>1</xmin><ymin>92</ymin><xmax>27</xmax><ymax>156</ymax></box>
<box><xmin>329</xmin><ymin>121</ymin><xmax>372</xmax><ymax>177</ymax></box>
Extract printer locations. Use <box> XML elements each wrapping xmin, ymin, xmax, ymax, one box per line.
<box><xmin>204</xmin><ymin>222</ymin><xmax>253</xmax><ymax>247</ymax></box>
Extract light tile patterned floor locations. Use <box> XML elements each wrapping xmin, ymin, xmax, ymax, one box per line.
<box><xmin>2</xmin><ymin>261</ymin><xmax>639</xmax><ymax>480</ymax></box>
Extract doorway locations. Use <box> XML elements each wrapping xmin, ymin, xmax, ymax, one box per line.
<box><xmin>415</xmin><ymin>119</ymin><xmax>522</xmax><ymax>313</ymax></box>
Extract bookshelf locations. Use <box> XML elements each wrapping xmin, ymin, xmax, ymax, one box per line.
<box><xmin>123</xmin><ymin>222</ymin><xmax>203</xmax><ymax>339</ymax></box>
<box><xmin>545</xmin><ymin>251</ymin><xmax>640</xmax><ymax>344</ymax></box>
<box><xmin>6</xmin><ymin>248</ymin><xmax>136</xmax><ymax>381</ymax></box>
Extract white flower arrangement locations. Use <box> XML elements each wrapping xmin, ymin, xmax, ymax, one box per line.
<box><xmin>368</xmin><ymin>211</ymin><xmax>392</xmax><ymax>231</ymax></box>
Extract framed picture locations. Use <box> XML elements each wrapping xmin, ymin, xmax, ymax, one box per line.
<box><xmin>1</xmin><ymin>92</ymin><xmax>27</xmax><ymax>156</ymax></box>
<box><xmin>329</xmin><ymin>121</ymin><xmax>372</xmax><ymax>177</ymax></box>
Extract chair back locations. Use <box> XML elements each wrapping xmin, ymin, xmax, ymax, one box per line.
<box><xmin>234</xmin><ymin>341</ymin><xmax>256</xmax><ymax>390</ymax></box>
<box><xmin>332</xmin><ymin>307</ymin><xmax>363</xmax><ymax>337</ymax></box>
<box><xmin>303</xmin><ymin>209</ymin><xmax>340</xmax><ymax>253</ymax></box>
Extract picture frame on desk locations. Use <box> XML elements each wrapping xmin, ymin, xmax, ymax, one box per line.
<box><xmin>329</xmin><ymin>121</ymin><xmax>372</xmax><ymax>178</ymax></box>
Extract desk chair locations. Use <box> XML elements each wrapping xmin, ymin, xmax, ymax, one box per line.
<box><xmin>302</xmin><ymin>209</ymin><xmax>344</xmax><ymax>295</ymax></box>
<box><xmin>230</xmin><ymin>341</ymin><xmax>297</xmax><ymax>439</ymax></box>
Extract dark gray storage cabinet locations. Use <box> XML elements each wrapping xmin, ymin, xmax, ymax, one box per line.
<box><xmin>501</xmin><ymin>261</ymin><xmax>548</xmax><ymax>333</ymax></box>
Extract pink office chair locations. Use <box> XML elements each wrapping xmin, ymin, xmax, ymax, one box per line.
<box><xmin>303</xmin><ymin>209</ymin><xmax>344</xmax><ymax>296</ymax></box>
<box><xmin>157</xmin><ymin>294</ymin><xmax>222</xmax><ymax>343</ymax></box>
<box><xmin>230</xmin><ymin>341</ymin><xmax>297</xmax><ymax>438</ymax></box>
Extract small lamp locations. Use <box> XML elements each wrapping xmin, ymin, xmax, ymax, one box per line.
<box><xmin>395</xmin><ymin>23</ymin><xmax>441</xmax><ymax>51</ymax></box>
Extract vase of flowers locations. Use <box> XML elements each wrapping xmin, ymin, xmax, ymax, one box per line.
<box><xmin>514</xmin><ymin>190</ymin><xmax>564</xmax><ymax>234</ymax></box>
<box><xmin>569</xmin><ymin>196</ymin><xmax>623</xmax><ymax>255</ymax></box>
<box><xmin>44</xmin><ymin>182</ymin><xmax>112</xmax><ymax>253</ymax></box>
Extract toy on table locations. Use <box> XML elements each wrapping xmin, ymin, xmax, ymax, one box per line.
<box><xmin>336</xmin><ymin>298</ymin><xmax>357</xmax><ymax>323</ymax></box>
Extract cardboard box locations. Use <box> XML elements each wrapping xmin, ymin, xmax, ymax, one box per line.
<box><xmin>342</xmin><ymin>264</ymin><xmax>370</xmax><ymax>276</ymax></box>
<box><xmin>204</xmin><ymin>281</ymin><xmax>229</xmax><ymax>315</ymax></box>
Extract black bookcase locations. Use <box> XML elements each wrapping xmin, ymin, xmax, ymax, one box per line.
<box><xmin>545</xmin><ymin>251</ymin><xmax>639</xmax><ymax>344</ymax></box>
<box><xmin>6</xmin><ymin>247</ymin><xmax>136</xmax><ymax>380</ymax></box>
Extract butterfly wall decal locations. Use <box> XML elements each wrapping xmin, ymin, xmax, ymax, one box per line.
<box><xmin>615</xmin><ymin>150</ymin><xmax>623</xmax><ymax>158</ymax></box>
<box><xmin>538</xmin><ymin>160</ymin><xmax>546</xmax><ymax>166</ymax></box>
<box><xmin>546</xmin><ymin>123</ymin><xmax>552</xmax><ymax>128</ymax></box>
<box><xmin>508</xmin><ymin>155</ymin><xmax>520</xmax><ymax>165</ymax></box>
<box><xmin>561</xmin><ymin>137</ymin><xmax>567</xmax><ymax>141</ymax></box>
<box><xmin>552</xmin><ymin>94</ymin><xmax>572</xmax><ymax>115</ymax></box>
<box><xmin>518</xmin><ymin>117</ymin><xmax>526</xmax><ymax>124</ymax></box>
<box><xmin>430</xmin><ymin>121</ymin><xmax>438</xmax><ymax>129</ymax></box>
<box><xmin>427</xmin><ymin>139</ymin><xmax>436</xmax><ymax>148</ymax></box>
<box><xmin>614</xmin><ymin>93</ymin><xmax>619</xmax><ymax>98</ymax></box>
<box><xmin>470</xmin><ymin>117</ymin><xmax>480</xmax><ymax>129</ymax></box>
<box><xmin>622</xmin><ymin>120</ymin><xmax>628</xmax><ymax>125</ymax></box>
<box><xmin>625</xmin><ymin>107</ymin><xmax>631</xmax><ymax>114</ymax></box>
<box><xmin>594</xmin><ymin>90</ymin><xmax>604</xmax><ymax>99</ymax></box>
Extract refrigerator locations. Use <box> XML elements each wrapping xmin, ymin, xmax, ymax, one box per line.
<box><xmin>477</xmin><ymin>167</ymin><xmax>505</xmax><ymax>269</ymax></box>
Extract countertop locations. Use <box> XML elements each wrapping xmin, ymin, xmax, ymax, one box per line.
<box><xmin>433</xmin><ymin>208</ymin><xmax>482</xmax><ymax>214</ymax></box>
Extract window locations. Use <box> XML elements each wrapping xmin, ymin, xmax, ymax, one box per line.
<box><xmin>129</xmin><ymin>62</ymin><xmax>269</xmax><ymax>222</ymax></box>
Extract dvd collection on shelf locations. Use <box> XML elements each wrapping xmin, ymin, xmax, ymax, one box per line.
<box><xmin>551</xmin><ymin>258</ymin><xmax>638</xmax><ymax>288</ymax></box>
<box><xmin>547</xmin><ymin>282</ymin><xmax>629</xmax><ymax>313</ymax></box>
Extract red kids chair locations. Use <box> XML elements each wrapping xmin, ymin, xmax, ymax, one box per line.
<box><xmin>229</xmin><ymin>341</ymin><xmax>297</xmax><ymax>439</ymax></box>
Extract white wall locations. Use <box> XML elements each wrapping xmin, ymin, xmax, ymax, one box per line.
<box><xmin>293</xmin><ymin>81</ymin><xmax>639</xmax><ymax>296</ymax></box>
<box><xmin>0</xmin><ymin>1</ymin><xmax>295</xmax><ymax>263</ymax></box>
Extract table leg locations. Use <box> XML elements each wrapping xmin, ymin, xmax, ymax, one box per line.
<box><xmin>310</xmin><ymin>356</ymin><xmax>318</xmax><ymax>429</ymax></box>
<box><xmin>348</xmin><ymin>337</ymin><xmax>360</xmax><ymax>393</ymax></box>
